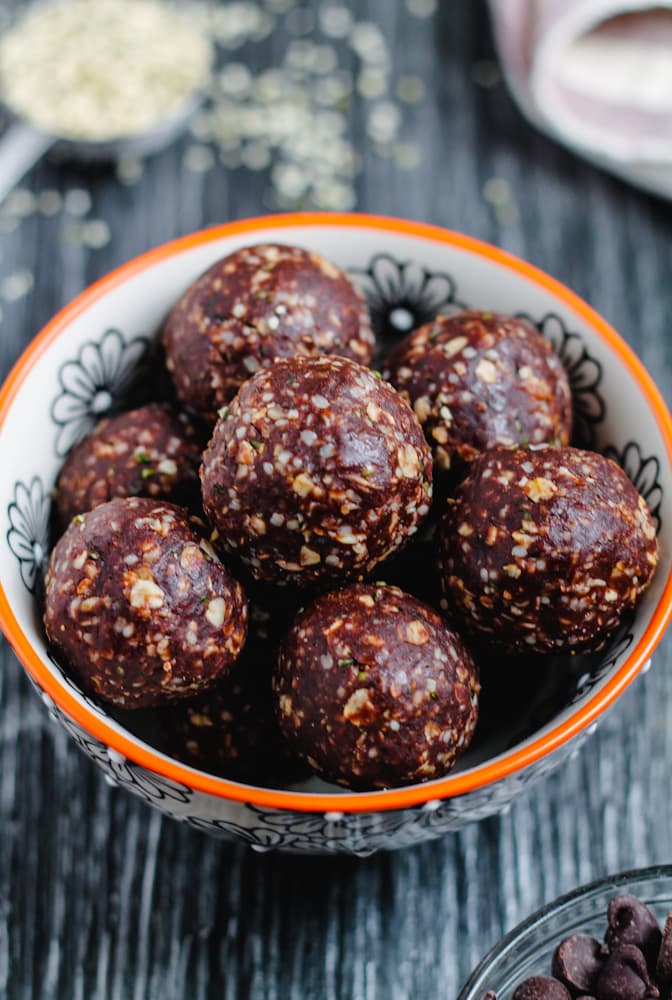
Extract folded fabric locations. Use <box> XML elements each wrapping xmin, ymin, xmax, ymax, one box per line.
<box><xmin>488</xmin><ymin>0</ymin><xmax>672</xmax><ymax>199</ymax></box>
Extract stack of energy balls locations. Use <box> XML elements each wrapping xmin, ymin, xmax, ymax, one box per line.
<box><xmin>44</xmin><ymin>244</ymin><xmax>659</xmax><ymax>791</ymax></box>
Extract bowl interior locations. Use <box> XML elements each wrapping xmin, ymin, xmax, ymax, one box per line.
<box><xmin>1</xmin><ymin>215</ymin><xmax>670</xmax><ymax>807</ymax></box>
<box><xmin>458</xmin><ymin>865</ymin><xmax>672</xmax><ymax>999</ymax></box>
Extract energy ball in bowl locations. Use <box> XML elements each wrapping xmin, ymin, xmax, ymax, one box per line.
<box><xmin>162</xmin><ymin>605</ymin><xmax>307</xmax><ymax>786</ymax></box>
<box><xmin>54</xmin><ymin>402</ymin><xmax>203</xmax><ymax>528</ymax></box>
<box><xmin>438</xmin><ymin>445</ymin><xmax>659</xmax><ymax>654</ymax></box>
<box><xmin>44</xmin><ymin>497</ymin><xmax>248</xmax><ymax>708</ymax></box>
<box><xmin>273</xmin><ymin>583</ymin><xmax>480</xmax><ymax>790</ymax></box>
<box><xmin>201</xmin><ymin>355</ymin><xmax>433</xmax><ymax>587</ymax></box>
<box><xmin>383</xmin><ymin>311</ymin><xmax>572</xmax><ymax>474</ymax></box>
<box><xmin>163</xmin><ymin>243</ymin><xmax>375</xmax><ymax>421</ymax></box>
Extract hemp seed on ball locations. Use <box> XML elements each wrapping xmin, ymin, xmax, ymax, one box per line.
<box><xmin>273</xmin><ymin>583</ymin><xmax>480</xmax><ymax>790</ymax></box>
<box><xmin>163</xmin><ymin>243</ymin><xmax>375</xmax><ymax>421</ymax></box>
<box><xmin>383</xmin><ymin>311</ymin><xmax>572</xmax><ymax>474</ymax></box>
<box><xmin>54</xmin><ymin>403</ymin><xmax>203</xmax><ymax>528</ymax></box>
<box><xmin>44</xmin><ymin>497</ymin><xmax>248</xmax><ymax>708</ymax></box>
<box><xmin>438</xmin><ymin>445</ymin><xmax>659</xmax><ymax>653</ymax></box>
<box><xmin>201</xmin><ymin>355</ymin><xmax>433</xmax><ymax>587</ymax></box>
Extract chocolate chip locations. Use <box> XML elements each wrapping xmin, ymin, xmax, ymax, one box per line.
<box><xmin>512</xmin><ymin>978</ymin><xmax>572</xmax><ymax>1000</ymax></box>
<box><xmin>605</xmin><ymin>896</ymin><xmax>662</xmax><ymax>969</ymax></box>
<box><xmin>596</xmin><ymin>944</ymin><xmax>660</xmax><ymax>1000</ymax></box>
<box><xmin>552</xmin><ymin>934</ymin><xmax>604</xmax><ymax>993</ymax></box>
<box><xmin>656</xmin><ymin>913</ymin><xmax>672</xmax><ymax>987</ymax></box>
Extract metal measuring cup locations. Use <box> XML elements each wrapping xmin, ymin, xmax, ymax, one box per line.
<box><xmin>0</xmin><ymin>2</ymin><xmax>214</xmax><ymax>203</ymax></box>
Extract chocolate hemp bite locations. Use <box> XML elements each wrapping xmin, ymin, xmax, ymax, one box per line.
<box><xmin>383</xmin><ymin>311</ymin><xmax>572</xmax><ymax>474</ymax></box>
<box><xmin>163</xmin><ymin>242</ymin><xmax>375</xmax><ymax>422</ymax></box>
<box><xmin>54</xmin><ymin>402</ymin><xmax>203</xmax><ymax>529</ymax></box>
<box><xmin>273</xmin><ymin>583</ymin><xmax>480</xmax><ymax>790</ymax></box>
<box><xmin>439</xmin><ymin>445</ymin><xmax>659</xmax><ymax>654</ymax></box>
<box><xmin>44</xmin><ymin>497</ymin><xmax>248</xmax><ymax>708</ymax></box>
<box><xmin>201</xmin><ymin>355</ymin><xmax>433</xmax><ymax>588</ymax></box>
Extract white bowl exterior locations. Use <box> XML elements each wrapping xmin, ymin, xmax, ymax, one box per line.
<box><xmin>1</xmin><ymin>220</ymin><xmax>670</xmax><ymax>853</ymax></box>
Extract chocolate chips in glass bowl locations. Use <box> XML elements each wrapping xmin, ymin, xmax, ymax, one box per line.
<box><xmin>486</xmin><ymin>893</ymin><xmax>672</xmax><ymax>999</ymax></box>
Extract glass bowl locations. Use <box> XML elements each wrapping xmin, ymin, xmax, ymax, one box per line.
<box><xmin>458</xmin><ymin>865</ymin><xmax>672</xmax><ymax>999</ymax></box>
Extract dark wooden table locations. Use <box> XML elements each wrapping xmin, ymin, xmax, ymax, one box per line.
<box><xmin>1</xmin><ymin>1</ymin><xmax>672</xmax><ymax>996</ymax></box>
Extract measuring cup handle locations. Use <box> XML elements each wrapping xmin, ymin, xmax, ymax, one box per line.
<box><xmin>0</xmin><ymin>123</ymin><xmax>53</xmax><ymax>204</ymax></box>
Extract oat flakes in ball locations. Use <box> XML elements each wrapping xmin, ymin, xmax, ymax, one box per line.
<box><xmin>383</xmin><ymin>311</ymin><xmax>572</xmax><ymax>473</ymax></box>
<box><xmin>201</xmin><ymin>355</ymin><xmax>433</xmax><ymax>587</ymax></box>
<box><xmin>44</xmin><ymin>497</ymin><xmax>248</xmax><ymax>708</ymax></box>
<box><xmin>273</xmin><ymin>583</ymin><xmax>480</xmax><ymax>790</ymax></box>
<box><xmin>163</xmin><ymin>243</ymin><xmax>375</xmax><ymax>421</ymax></box>
<box><xmin>438</xmin><ymin>445</ymin><xmax>659</xmax><ymax>653</ymax></box>
<box><xmin>55</xmin><ymin>402</ymin><xmax>203</xmax><ymax>528</ymax></box>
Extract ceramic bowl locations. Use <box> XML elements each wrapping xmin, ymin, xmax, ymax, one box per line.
<box><xmin>458</xmin><ymin>865</ymin><xmax>672</xmax><ymax>998</ymax></box>
<box><xmin>1</xmin><ymin>213</ymin><xmax>671</xmax><ymax>855</ymax></box>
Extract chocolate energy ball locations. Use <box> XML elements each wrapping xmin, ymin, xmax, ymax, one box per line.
<box><xmin>162</xmin><ymin>604</ymin><xmax>306</xmax><ymax>786</ymax></box>
<box><xmin>163</xmin><ymin>243</ymin><xmax>375</xmax><ymax>421</ymax></box>
<box><xmin>44</xmin><ymin>497</ymin><xmax>248</xmax><ymax>708</ymax></box>
<box><xmin>273</xmin><ymin>584</ymin><xmax>480</xmax><ymax>790</ymax></box>
<box><xmin>201</xmin><ymin>355</ymin><xmax>433</xmax><ymax>587</ymax></box>
<box><xmin>54</xmin><ymin>402</ymin><xmax>203</xmax><ymax>528</ymax></box>
<box><xmin>383</xmin><ymin>311</ymin><xmax>572</xmax><ymax>474</ymax></box>
<box><xmin>439</xmin><ymin>445</ymin><xmax>659</xmax><ymax>654</ymax></box>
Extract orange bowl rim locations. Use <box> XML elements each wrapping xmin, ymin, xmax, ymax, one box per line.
<box><xmin>1</xmin><ymin>211</ymin><xmax>671</xmax><ymax>814</ymax></box>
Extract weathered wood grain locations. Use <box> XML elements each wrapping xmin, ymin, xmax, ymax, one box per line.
<box><xmin>1</xmin><ymin>2</ymin><xmax>671</xmax><ymax>997</ymax></box>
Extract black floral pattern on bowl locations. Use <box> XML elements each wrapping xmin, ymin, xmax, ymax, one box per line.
<box><xmin>603</xmin><ymin>441</ymin><xmax>663</xmax><ymax>533</ymax></box>
<box><xmin>567</xmin><ymin>612</ymin><xmax>636</xmax><ymax>708</ymax></box>
<box><xmin>351</xmin><ymin>253</ymin><xmax>467</xmax><ymax>349</ymax></box>
<box><xmin>7</xmin><ymin>476</ymin><xmax>51</xmax><ymax>593</ymax></box>
<box><xmin>51</xmin><ymin>328</ymin><xmax>150</xmax><ymax>457</ymax></box>
<box><xmin>46</xmin><ymin>649</ymin><xmax>108</xmax><ymax>716</ymax></box>
<box><xmin>519</xmin><ymin>312</ymin><xmax>606</xmax><ymax>450</ymax></box>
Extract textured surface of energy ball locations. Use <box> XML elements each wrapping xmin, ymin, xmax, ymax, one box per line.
<box><xmin>44</xmin><ymin>497</ymin><xmax>248</xmax><ymax>708</ymax></box>
<box><xmin>273</xmin><ymin>584</ymin><xmax>480</xmax><ymax>790</ymax></box>
<box><xmin>55</xmin><ymin>403</ymin><xmax>203</xmax><ymax>528</ymax></box>
<box><xmin>162</xmin><ymin>242</ymin><xmax>375</xmax><ymax>421</ymax></box>
<box><xmin>438</xmin><ymin>445</ymin><xmax>659</xmax><ymax>653</ymax></box>
<box><xmin>162</xmin><ymin>605</ymin><xmax>306</xmax><ymax>786</ymax></box>
<box><xmin>201</xmin><ymin>355</ymin><xmax>433</xmax><ymax>587</ymax></box>
<box><xmin>383</xmin><ymin>311</ymin><xmax>572</xmax><ymax>473</ymax></box>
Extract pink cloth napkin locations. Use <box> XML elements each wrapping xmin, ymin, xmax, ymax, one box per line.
<box><xmin>488</xmin><ymin>0</ymin><xmax>672</xmax><ymax>198</ymax></box>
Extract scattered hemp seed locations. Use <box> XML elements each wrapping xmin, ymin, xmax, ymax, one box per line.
<box><xmin>82</xmin><ymin>220</ymin><xmax>111</xmax><ymax>249</ymax></box>
<box><xmin>396</xmin><ymin>75</ymin><xmax>426</xmax><ymax>103</ymax></box>
<box><xmin>1</xmin><ymin>269</ymin><xmax>34</xmax><ymax>302</ymax></box>
<box><xmin>406</xmin><ymin>0</ymin><xmax>438</xmax><ymax>17</ymax></box>
<box><xmin>4</xmin><ymin>189</ymin><xmax>36</xmax><ymax>218</ymax></box>
<box><xmin>116</xmin><ymin>158</ymin><xmax>144</xmax><ymax>186</ymax></box>
<box><xmin>366</xmin><ymin>101</ymin><xmax>402</xmax><ymax>144</ymax></box>
<box><xmin>64</xmin><ymin>189</ymin><xmax>92</xmax><ymax>217</ymax></box>
<box><xmin>183</xmin><ymin>144</ymin><xmax>216</xmax><ymax>174</ymax></box>
<box><xmin>482</xmin><ymin>177</ymin><xmax>513</xmax><ymax>207</ymax></box>
<box><xmin>482</xmin><ymin>178</ymin><xmax>521</xmax><ymax>226</ymax></box>
<box><xmin>37</xmin><ymin>190</ymin><xmax>63</xmax><ymax>216</ymax></box>
<box><xmin>319</xmin><ymin>5</ymin><xmax>353</xmax><ymax>39</ymax></box>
